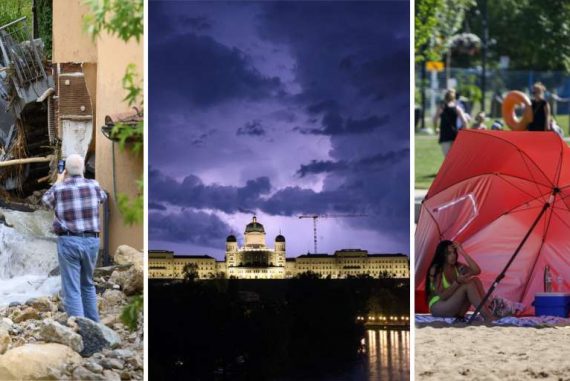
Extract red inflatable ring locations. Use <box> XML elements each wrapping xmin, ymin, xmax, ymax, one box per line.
<box><xmin>502</xmin><ymin>91</ymin><xmax>532</xmax><ymax>131</ymax></box>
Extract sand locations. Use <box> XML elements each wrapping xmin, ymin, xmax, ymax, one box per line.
<box><xmin>416</xmin><ymin>325</ymin><xmax>570</xmax><ymax>380</ymax></box>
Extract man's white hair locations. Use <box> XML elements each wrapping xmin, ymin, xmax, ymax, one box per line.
<box><xmin>65</xmin><ymin>154</ymin><xmax>85</xmax><ymax>176</ymax></box>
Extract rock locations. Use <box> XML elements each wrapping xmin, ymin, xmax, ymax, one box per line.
<box><xmin>109</xmin><ymin>266</ymin><xmax>143</xmax><ymax>296</ymax></box>
<box><xmin>40</xmin><ymin>319</ymin><xmax>84</xmax><ymax>353</ymax></box>
<box><xmin>114</xmin><ymin>245</ymin><xmax>143</xmax><ymax>269</ymax></box>
<box><xmin>122</xmin><ymin>266</ymin><xmax>143</xmax><ymax>296</ymax></box>
<box><xmin>109</xmin><ymin>269</ymin><xmax>128</xmax><ymax>287</ymax></box>
<box><xmin>100</xmin><ymin>289</ymin><xmax>126</xmax><ymax>314</ymax></box>
<box><xmin>75</xmin><ymin>317</ymin><xmax>122</xmax><ymax>357</ymax></box>
<box><xmin>72</xmin><ymin>365</ymin><xmax>111</xmax><ymax>380</ymax></box>
<box><xmin>11</xmin><ymin>307</ymin><xmax>40</xmax><ymax>323</ymax></box>
<box><xmin>0</xmin><ymin>318</ymin><xmax>13</xmax><ymax>331</ymax></box>
<box><xmin>94</xmin><ymin>264</ymin><xmax>131</xmax><ymax>277</ymax></box>
<box><xmin>101</xmin><ymin>357</ymin><xmax>124</xmax><ymax>370</ymax></box>
<box><xmin>108</xmin><ymin>348</ymin><xmax>135</xmax><ymax>359</ymax></box>
<box><xmin>103</xmin><ymin>370</ymin><xmax>122</xmax><ymax>381</ymax></box>
<box><xmin>84</xmin><ymin>361</ymin><xmax>104</xmax><ymax>373</ymax></box>
<box><xmin>0</xmin><ymin>343</ymin><xmax>81</xmax><ymax>380</ymax></box>
<box><xmin>0</xmin><ymin>327</ymin><xmax>11</xmax><ymax>354</ymax></box>
<box><xmin>8</xmin><ymin>301</ymin><xmax>20</xmax><ymax>308</ymax></box>
<box><xmin>26</xmin><ymin>297</ymin><xmax>55</xmax><ymax>312</ymax></box>
<box><xmin>49</xmin><ymin>266</ymin><xmax>60</xmax><ymax>276</ymax></box>
<box><xmin>101</xmin><ymin>314</ymin><xmax>119</xmax><ymax>327</ymax></box>
<box><xmin>126</xmin><ymin>355</ymin><xmax>143</xmax><ymax>370</ymax></box>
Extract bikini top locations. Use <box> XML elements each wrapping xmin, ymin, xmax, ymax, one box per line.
<box><xmin>428</xmin><ymin>266</ymin><xmax>461</xmax><ymax>309</ymax></box>
<box><xmin>430</xmin><ymin>266</ymin><xmax>459</xmax><ymax>292</ymax></box>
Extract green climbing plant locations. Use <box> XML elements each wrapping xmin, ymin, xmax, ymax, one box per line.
<box><xmin>83</xmin><ymin>0</ymin><xmax>143</xmax><ymax>43</ymax></box>
<box><xmin>120</xmin><ymin>294</ymin><xmax>143</xmax><ymax>331</ymax></box>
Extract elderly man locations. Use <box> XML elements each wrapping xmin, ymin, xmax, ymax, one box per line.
<box><xmin>42</xmin><ymin>153</ymin><xmax>107</xmax><ymax>321</ymax></box>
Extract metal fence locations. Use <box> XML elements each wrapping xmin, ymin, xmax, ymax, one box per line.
<box><xmin>0</xmin><ymin>16</ymin><xmax>52</xmax><ymax>118</ymax></box>
<box><xmin>415</xmin><ymin>67</ymin><xmax>570</xmax><ymax>130</ymax></box>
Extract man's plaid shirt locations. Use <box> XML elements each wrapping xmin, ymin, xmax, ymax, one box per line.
<box><xmin>42</xmin><ymin>176</ymin><xmax>107</xmax><ymax>234</ymax></box>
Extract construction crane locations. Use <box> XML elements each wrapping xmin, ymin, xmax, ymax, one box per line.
<box><xmin>298</xmin><ymin>214</ymin><xmax>367</xmax><ymax>255</ymax></box>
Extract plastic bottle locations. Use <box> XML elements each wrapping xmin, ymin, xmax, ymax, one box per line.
<box><xmin>544</xmin><ymin>265</ymin><xmax>552</xmax><ymax>292</ymax></box>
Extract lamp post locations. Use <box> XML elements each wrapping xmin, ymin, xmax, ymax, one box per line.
<box><xmin>480</xmin><ymin>0</ymin><xmax>488</xmax><ymax>112</ymax></box>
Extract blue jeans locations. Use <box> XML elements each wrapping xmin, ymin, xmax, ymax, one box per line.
<box><xmin>57</xmin><ymin>236</ymin><xmax>100</xmax><ymax>322</ymax></box>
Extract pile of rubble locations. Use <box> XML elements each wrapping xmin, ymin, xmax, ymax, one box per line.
<box><xmin>0</xmin><ymin>245</ymin><xmax>143</xmax><ymax>380</ymax></box>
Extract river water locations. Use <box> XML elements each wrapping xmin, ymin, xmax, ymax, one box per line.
<box><xmin>0</xmin><ymin>207</ymin><xmax>59</xmax><ymax>306</ymax></box>
<box><xmin>365</xmin><ymin>328</ymin><xmax>409</xmax><ymax>380</ymax></box>
<box><xmin>283</xmin><ymin>328</ymin><xmax>410</xmax><ymax>381</ymax></box>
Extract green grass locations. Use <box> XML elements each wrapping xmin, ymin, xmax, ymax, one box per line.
<box><xmin>415</xmin><ymin>118</ymin><xmax>570</xmax><ymax>190</ymax></box>
<box><xmin>415</xmin><ymin>135</ymin><xmax>444</xmax><ymax>190</ymax></box>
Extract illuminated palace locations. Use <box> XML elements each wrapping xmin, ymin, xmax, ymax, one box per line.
<box><xmin>149</xmin><ymin>216</ymin><xmax>409</xmax><ymax>280</ymax></box>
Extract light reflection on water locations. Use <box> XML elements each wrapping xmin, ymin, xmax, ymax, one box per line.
<box><xmin>297</xmin><ymin>328</ymin><xmax>409</xmax><ymax>381</ymax></box>
<box><xmin>367</xmin><ymin>328</ymin><xmax>409</xmax><ymax>381</ymax></box>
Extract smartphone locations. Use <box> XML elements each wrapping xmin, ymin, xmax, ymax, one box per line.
<box><xmin>57</xmin><ymin>160</ymin><xmax>65</xmax><ymax>174</ymax></box>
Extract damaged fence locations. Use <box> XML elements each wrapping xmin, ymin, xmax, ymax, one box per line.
<box><xmin>0</xmin><ymin>16</ymin><xmax>55</xmax><ymax>195</ymax></box>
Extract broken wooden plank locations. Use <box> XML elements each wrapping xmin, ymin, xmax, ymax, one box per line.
<box><xmin>0</xmin><ymin>155</ymin><xmax>53</xmax><ymax>167</ymax></box>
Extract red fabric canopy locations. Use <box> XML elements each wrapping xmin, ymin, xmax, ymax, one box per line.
<box><xmin>415</xmin><ymin>130</ymin><xmax>570</xmax><ymax>315</ymax></box>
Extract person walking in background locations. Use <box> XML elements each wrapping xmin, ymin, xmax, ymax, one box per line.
<box><xmin>433</xmin><ymin>89</ymin><xmax>469</xmax><ymax>156</ymax></box>
<box><xmin>527</xmin><ymin>82</ymin><xmax>552</xmax><ymax>131</ymax></box>
<box><xmin>42</xmin><ymin>153</ymin><xmax>107</xmax><ymax>322</ymax></box>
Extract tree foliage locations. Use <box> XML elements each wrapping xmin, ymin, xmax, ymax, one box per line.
<box><xmin>183</xmin><ymin>263</ymin><xmax>199</xmax><ymax>282</ymax></box>
<box><xmin>36</xmin><ymin>0</ymin><xmax>52</xmax><ymax>58</ymax></box>
<box><xmin>0</xmin><ymin>0</ymin><xmax>32</xmax><ymax>29</ymax></box>
<box><xmin>468</xmin><ymin>0</ymin><xmax>570</xmax><ymax>71</ymax></box>
<box><xmin>83</xmin><ymin>0</ymin><xmax>143</xmax><ymax>43</ymax></box>
<box><xmin>415</xmin><ymin>0</ymin><xmax>475</xmax><ymax>62</ymax></box>
<box><xmin>415</xmin><ymin>0</ymin><xmax>442</xmax><ymax>62</ymax></box>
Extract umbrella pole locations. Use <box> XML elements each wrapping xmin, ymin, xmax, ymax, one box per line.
<box><xmin>467</xmin><ymin>199</ymin><xmax>553</xmax><ymax>324</ymax></box>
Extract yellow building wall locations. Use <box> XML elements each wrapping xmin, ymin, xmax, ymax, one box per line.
<box><xmin>52</xmin><ymin>0</ymin><xmax>97</xmax><ymax>63</ymax></box>
<box><xmin>52</xmin><ymin>4</ymin><xmax>143</xmax><ymax>254</ymax></box>
<box><xmin>95</xmin><ymin>32</ymin><xmax>143</xmax><ymax>253</ymax></box>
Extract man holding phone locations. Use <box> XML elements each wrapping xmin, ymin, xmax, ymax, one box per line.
<box><xmin>42</xmin><ymin>153</ymin><xmax>107</xmax><ymax>322</ymax></box>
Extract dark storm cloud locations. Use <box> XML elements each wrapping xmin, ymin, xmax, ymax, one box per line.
<box><xmin>237</xmin><ymin>120</ymin><xmax>266</xmax><ymax>136</ymax></box>
<box><xmin>149</xmin><ymin>210</ymin><xmax>233</xmax><ymax>248</ymax></box>
<box><xmin>149</xmin><ymin>202</ymin><xmax>167</xmax><ymax>211</ymax></box>
<box><xmin>150</xmin><ymin>33</ymin><xmax>282</xmax><ymax>107</ymax></box>
<box><xmin>296</xmin><ymin>148</ymin><xmax>409</xmax><ymax>177</ymax></box>
<box><xmin>296</xmin><ymin>160</ymin><xmax>348</xmax><ymax>177</ymax></box>
<box><xmin>150</xmin><ymin>168</ymin><xmax>409</xmax><ymax>230</ymax></box>
<box><xmin>182</xmin><ymin>16</ymin><xmax>212</xmax><ymax>31</ymax></box>
<box><xmin>149</xmin><ymin>168</ymin><xmax>271</xmax><ymax>213</ymax></box>
<box><xmin>294</xmin><ymin>113</ymin><xmax>390</xmax><ymax>135</ymax></box>
<box><xmin>257</xmin><ymin>1</ymin><xmax>408</xmax><ymax>140</ymax></box>
<box><xmin>307</xmin><ymin>100</ymin><xmax>339</xmax><ymax>114</ymax></box>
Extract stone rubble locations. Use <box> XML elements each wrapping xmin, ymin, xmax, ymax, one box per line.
<box><xmin>0</xmin><ymin>245</ymin><xmax>144</xmax><ymax>380</ymax></box>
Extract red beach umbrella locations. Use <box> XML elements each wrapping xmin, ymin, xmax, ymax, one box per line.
<box><xmin>415</xmin><ymin>130</ymin><xmax>570</xmax><ymax>317</ymax></box>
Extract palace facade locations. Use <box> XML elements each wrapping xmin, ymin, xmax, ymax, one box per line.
<box><xmin>149</xmin><ymin>216</ymin><xmax>409</xmax><ymax>280</ymax></box>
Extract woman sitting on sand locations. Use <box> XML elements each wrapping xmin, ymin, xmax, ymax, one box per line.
<box><xmin>426</xmin><ymin>240</ymin><xmax>496</xmax><ymax>321</ymax></box>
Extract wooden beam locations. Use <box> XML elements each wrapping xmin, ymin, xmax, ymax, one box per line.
<box><xmin>0</xmin><ymin>155</ymin><xmax>53</xmax><ymax>167</ymax></box>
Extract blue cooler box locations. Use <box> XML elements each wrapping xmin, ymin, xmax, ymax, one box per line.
<box><xmin>534</xmin><ymin>292</ymin><xmax>570</xmax><ymax>317</ymax></box>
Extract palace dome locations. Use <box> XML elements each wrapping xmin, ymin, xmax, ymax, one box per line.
<box><xmin>245</xmin><ymin>216</ymin><xmax>265</xmax><ymax>233</ymax></box>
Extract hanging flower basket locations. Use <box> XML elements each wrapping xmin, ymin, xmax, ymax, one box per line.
<box><xmin>101</xmin><ymin>107</ymin><xmax>143</xmax><ymax>143</ymax></box>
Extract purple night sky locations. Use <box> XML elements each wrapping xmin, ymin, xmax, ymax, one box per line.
<box><xmin>149</xmin><ymin>1</ymin><xmax>410</xmax><ymax>259</ymax></box>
